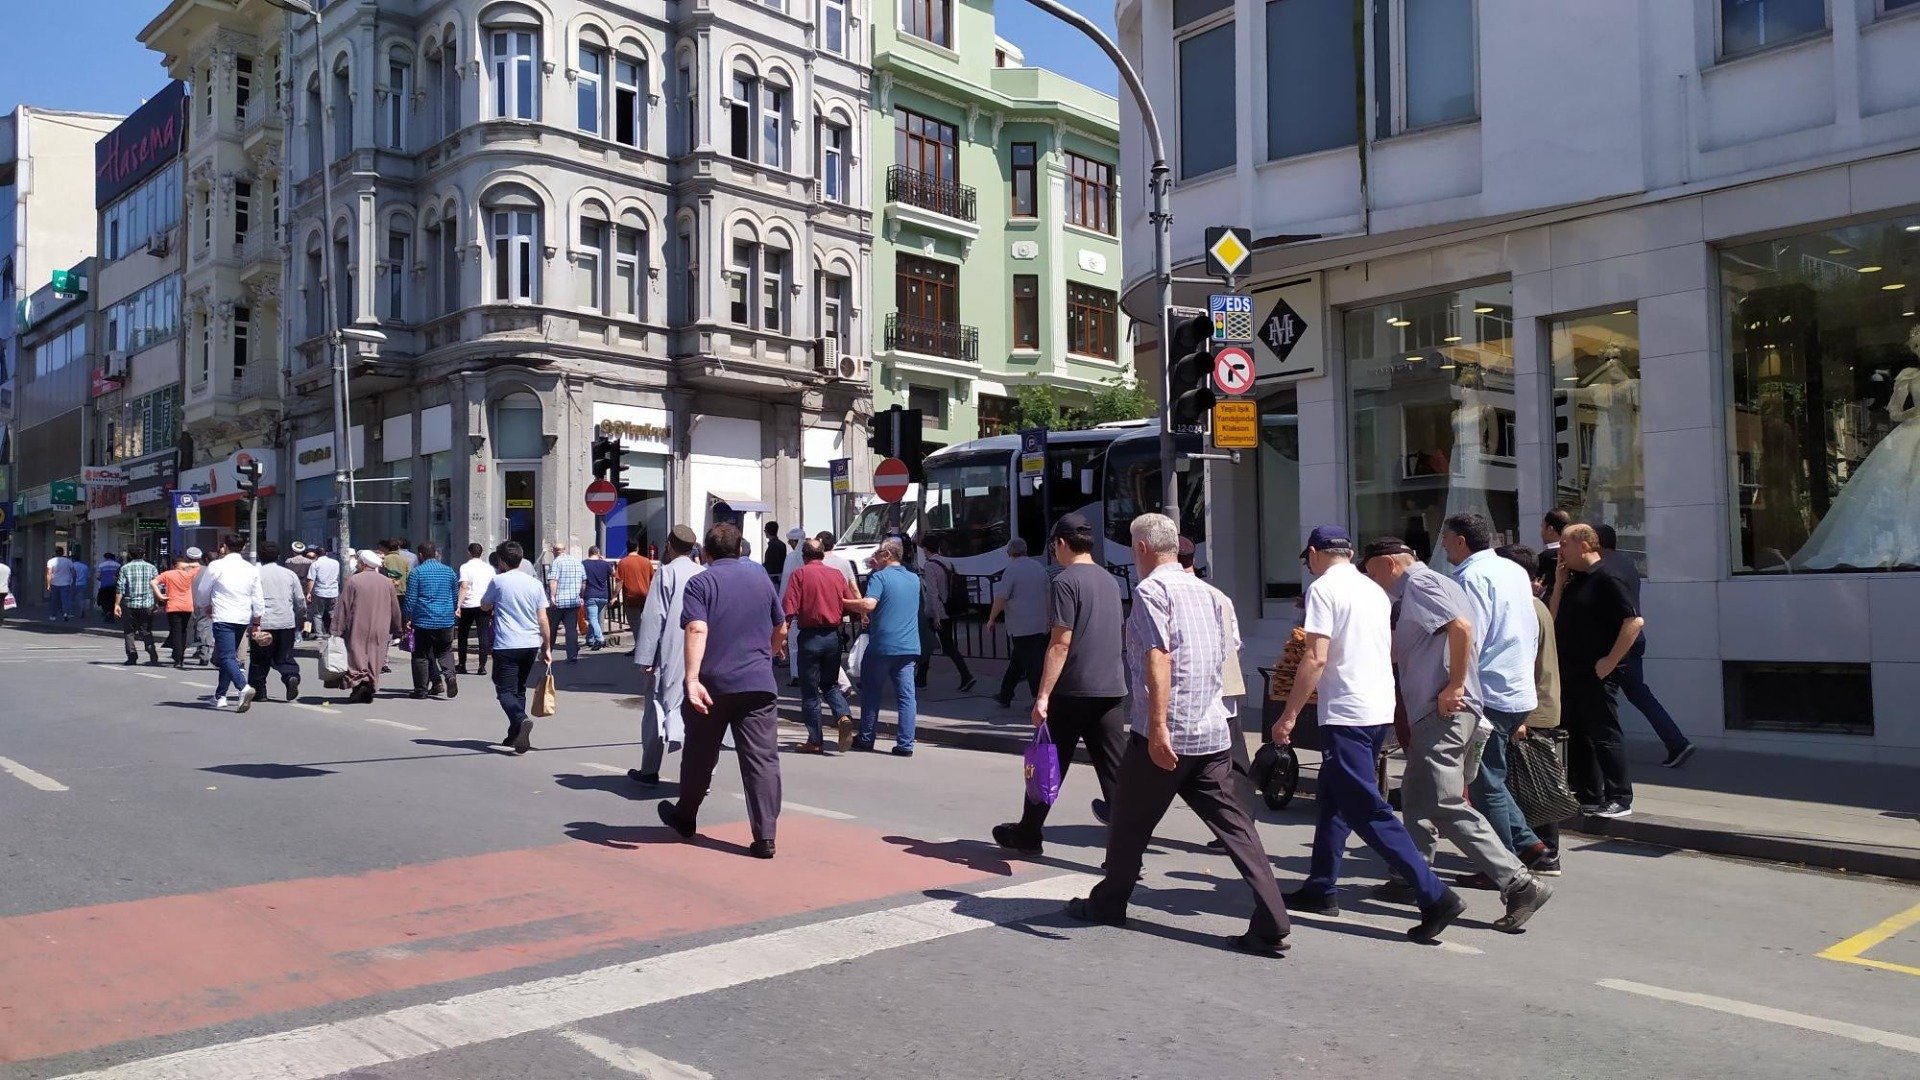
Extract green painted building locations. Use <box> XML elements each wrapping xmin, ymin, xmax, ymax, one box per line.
<box><xmin>869</xmin><ymin>0</ymin><xmax>1128</xmax><ymax>449</ymax></box>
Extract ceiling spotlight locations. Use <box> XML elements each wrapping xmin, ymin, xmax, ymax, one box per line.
<box><xmin>1439</xmin><ymin>363</ymin><xmax>1456</xmax><ymax>370</ymax></box>
<box><xmin>1906</xmin><ymin>225</ymin><xmax>1919</xmax><ymax>233</ymax></box>
<box><xmin>1473</xmin><ymin>305</ymin><xmax>1494</xmax><ymax>314</ymax></box>
<box><xmin>1443</xmin><ymin>335</ymin><xmax>1463</xmax><ymax>343</ymax></box>
<box><xmin>1829</xmin><ymin>247</ymin><xmax>1852</xmax><ymax>255</ymax></box>
<box><xmin>1611</xmin><ymin>309</ymin><xmax>1632</xmax><ymax>316</ymax></box>
<box><xmin>1859</xmin><ymin>265</ymin><xmax>1884</xmax><ymax>273</ymax></box>
<box><xmin>1883</xmin><ymin>283</ymin><xmax>1907</xmax><ymax>291</ymax></box>
<box><xmin>1388</xmin><ymin>318</ymin><xmax>1411</xmax><ymax>327</ymax></box>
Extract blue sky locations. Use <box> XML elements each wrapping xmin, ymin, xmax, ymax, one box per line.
<box><xmin>0</xmin><ymin>0</ymin><xmax>1119</xmax><ymax>118</ymax></box>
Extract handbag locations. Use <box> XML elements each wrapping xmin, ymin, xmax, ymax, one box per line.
<box><xmin>1508</xmin><ymin>731</ymin><xmax>1581</xmax><ymax>827</ymax></box>
<box><xmin>1024</xmin><ymin>724</ymin><xmax>1061</xmax><ymax>807</ymax></box>
<box><xmin>401</xmin><ymin>627</ymin><xmax>416</xmax><ymax>653</ymax></box>
<box><xmin>318</xmin><ymin>635</ymin><xmax>350</xmax><ymax>687</ymax></box>
<box><xmin>845</xmin><ymin>633</ymin><xmax>869</xmax><ymax>681</ymax></box>
<box><xmin>531</xmin><ymin>667</ymin><xmax>558</xmax><ymax>717</ymax></box>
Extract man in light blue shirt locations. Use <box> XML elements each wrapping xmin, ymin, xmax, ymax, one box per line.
<box><xmin>843</xmin><ymin>539</ymin><xmax>921</xmax><ymax>755</ymax></box>
<box><xmin>1444</xmin><ymin>513</ymin><xmax>1549</xmax><ymax>870</ymax></box>
<box><xmin>482</xmin><ymin>542</ymin><xmax>552</xmax><ymax>754</ymax></box>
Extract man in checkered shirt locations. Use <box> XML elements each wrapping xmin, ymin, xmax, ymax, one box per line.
<box><xmin>545</xmin><ymin>541</ymin><xmax>587</xmax><ymax>664</ymax></box>
<box><xmin>1066</xmin><ymin>513</ymin><xmax>1291</xmax><ymax>958</ymax></box>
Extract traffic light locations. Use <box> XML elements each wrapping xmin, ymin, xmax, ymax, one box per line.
<box><xmin>870</xmin><ymin>405</ymin><xmax>927</xmax><ymax>479</ymax></box>
<box><xmin>236</xmin><ymin>458</ymin><xmax>263</xmax><ymax>496</ymax></box>
<box><xmin>591</xmin><ymin>433</ymin><xmax>624</xmax><ymax>486</ymax></box>
<box><xmin>868</xmin><ymin>408</ymin><xmax>898</xmax><ymax>460</ymax></box>
<box><xmin>1167</xmin><ymin>312</ymin><xmax>1217</xmax><ymax>430</ymax></box>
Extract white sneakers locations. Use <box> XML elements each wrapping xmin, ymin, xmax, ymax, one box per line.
<box><xmin>211</xmin><ymin>688</ymin><xmax>259</xmax><ymax>711</ymax></box>
<box><xmin>212</xmin><ymin>695</ymin><xmax>228</xmax><ymax>709</ymax></box>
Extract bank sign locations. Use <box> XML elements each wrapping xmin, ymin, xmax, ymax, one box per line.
<box><xmin>96</xmin><ymin>80</ymin><xmax>186</xmax><ymax>208</ymax></box>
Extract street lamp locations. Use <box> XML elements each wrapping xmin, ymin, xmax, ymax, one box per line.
<box><xmin>263</xmin><ymin>0</ymin><xmax>370</xmax><ymax>558</ymax></box>
<box><xmin>1017</xmin><ymin>0</ymin><xmax>1178</xmax><ymax>513</ymax></box>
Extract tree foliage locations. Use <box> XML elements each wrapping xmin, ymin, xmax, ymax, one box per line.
<box><xmin>1012</xmin><ymin>376</ymin><xmax>1157</xmax><ymax>432</ymax></box>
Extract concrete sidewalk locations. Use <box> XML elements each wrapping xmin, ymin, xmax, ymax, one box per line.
<box><xmin>890</xmin><ymin>672</ymin><xmax>1920</xmax><ymax>884</ymax></box>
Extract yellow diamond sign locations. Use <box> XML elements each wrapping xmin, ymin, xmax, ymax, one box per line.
<box><xmin>1205</xmin><ymin>227</ymin><xmax>1252</xmax><ymax>278</ymax></box>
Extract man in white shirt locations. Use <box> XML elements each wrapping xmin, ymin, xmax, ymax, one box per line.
<box><xmin>456</xmin><ymin>542</ymin><xmax>497</xmax><ymax>676</ymax></box>
<box><xmin>45</xmin><ymin>546</ymin><xmax>75</xmax><ymax>621</ymax></box>
<box><xmin>1275</xmin><ymin>525</ymin><xmax>1460</xmax><ymax>943</ymax></box>
<box><xmin>307</xmin><ymin>541</ymin><xmax>342</xmax><ymax>638</ymax></box>
<box><xmin>194</xmin><ymin>532</ymin><xmax>265</xmax><ymax>711</ymax></box>
<box><xmin>0</xmin><ymin>558</ymin><xmax>14</xmax><ymax>626</ymax></box>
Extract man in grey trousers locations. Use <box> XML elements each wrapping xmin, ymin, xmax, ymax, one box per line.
<box><xmin>1360</xmin><ymin>537</ymin><xmax>1554</xmax><ymax>933</ymax></box>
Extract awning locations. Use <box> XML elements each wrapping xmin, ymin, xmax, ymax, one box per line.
<box><xmin>707</xmin><ymin>491</ymin><xmax>771</xmax><ymax>513</ymax></box>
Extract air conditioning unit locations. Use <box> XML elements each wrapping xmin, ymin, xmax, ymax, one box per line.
<box><xmin>104</xmin><ymin>350</ymin><xmax>130</xmax><ymax>380</ymax></box>
<box><xmin>835</xmin><ymin>353</ymin><xmax>864</xmax><ymax>381</ymax></box>
<box><xmin>814</xmin><ymin>336</ymin><xmax>840</xmax><ymax>375</ymax></box>
<box><xmin>146</xmin><ymin>231</ymin><xmax>172</xmax><ymax>259</ymax></box>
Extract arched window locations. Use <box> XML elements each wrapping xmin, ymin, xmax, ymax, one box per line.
<box><xmin>332</xmin><ymin>220</ymin><xmax>354</xmax><ymax>326</ymax></box>
<box><xmin>576</xmin><ymin>26</ymin><xmax>607</xmax><ymax>136</ymax></box>
<box><xmin>384</xmin><ymin>215</ymin><xmax>413</xmax><ymax>322</ymax></box>
<box><xmin>727</xmin><ymin>222</ymin><xmax>787</xmax><ymax>333</ymax></box>
<box><xmin>490</xmin><ymin>391</ymin><xmax>545</xmax><ymax>460</ymax></box>
<box><xmin>485</xmin><ymin>183</ymin><xmax>542</xmax><ymax>303</ymax></box>
<box><xmin>428</xmin><ymin>37</ymin><xmax>459</xmax><ymax>138</ymax></box>
<box><xmin>484</xmin><ymin>3</ymin><xmax>542</xmax><ymax>120</ymax></box>
<box><xmin>725</xmin><ymin>62</ymin><xmax>788</xmax><ymax>168</ymax></box>
<box><xmin>817</xmin><ymin>111</ymin><xmax>850</xmax><ymax>203</ymax></box>
<box><xmin>677</xmin><ymin>211</ymin><xmax>699</xmax><ymax>323</ymax></box>
<box><xmin>613</xmin><ymin>47</ymin><xmax>644</xmax><ymax>148</ymax></box>
<box><xmin>615</xmin><ymin>209</ymin><xmax>645</xmax><ymax>320</ymax></box>
<box><xmin>575</xmin><ymin>200</ymin><xmax>610</xmax><ymax>312</ymax></box>
<box><xmin>331</xmin><ymin>55</ymin><xmax>353</xmax><ymax>155</ymax></box>
<box><xmin>304</xmin><ymin>235</ymin><xmax>325</xmax><ymax>337</ymax></box>
<box><xmin>305</xmin><ymin>75</ymin><xmax>324</xmax><ymax>176</ymax></box>
<box><xmin>385</xmin><ymin>47</ymin><xmax>412</xmax><ymax>150</ymax></box>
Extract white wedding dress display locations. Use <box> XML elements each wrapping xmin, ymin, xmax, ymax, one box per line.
<box><xmin>1791</xmin><ymin>362</ymin><xmax>1920</xmax><ymax>571</ymax></box>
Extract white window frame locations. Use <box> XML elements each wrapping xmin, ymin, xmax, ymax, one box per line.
<box><xmin>385</xmin><ymin>228</ymin><xmax>409</xmax><ymax>322</ymax></box>
<box><xmin>1174</xmin><ymin>7</ymin><xmax>1237</xmax><ymax>181</ymax></box>
<box><xmin>577</xmin><ymin>216</ymin><xmax>607</xmax><ymax>312</ymax></box>
<box><xmin>577</xmin><ymin>44</ymin><xmax>605</xmax><ymax>136</ymax></box>
<box><xmin>615</xmin><ymin>223</ymin><xmax>644</xmax><ymax>319</ymax></box>
<box><xmin>1715</xmin><ymin>0</ymin><xmax>1831</xmax><ymax>59</ymax></box>
<box><xmin>820</xmin><ymin>272</ymin><xmax>848</xmax><ymax>346</ymax></box>
<box><xmin>1372</xmin><ymin>0</ymin><xmax>1480</xmax><ymax>137</ymax></box>
<box><xmin>762</xmin><ymin>246</ymin><xmax>788</xmax><ymax>333</ymax></box>
<box><xmin>386</xmin><ymin>54</ymin><xmax>411</xmax><ymax>149</ymax></box>
<box><xmin>613</xmin><ymin>54</ymin><xmax>644</xmax><ymax>148</ymax></box>
<box><xmin>233</xmin><ymin>179</ymin><xmax>252</xmax><ymax>248</ymax></box>
<box><xmin>822</xmin><ymin>0</ymin><xmax>849</xmax><ymax>56</ymax></box>
<box><xmin>235</xmin><ymin>56</ymin><xmax>253</xmax><ymax>126</ymax></box>
<box><xmin>761</xmin><ymin>81</ymin><xmax>787</xmax><ymax>169</ymax></box>
<box><xmin>490</xmin><ymin>208</ymin><xmax>539</xmax><ymax>303</ymax></box>
<box><xmin>819</xmin><ymin>120</ymin><xmax>848</xmax><ymax>202</ymax></box>
<box><xmin>491</xmin><ymin>29</ymin><xmax>540</xmax><ymax>120</ymax></box>
<box><xmin>729</xmin><ymin>238</ymin><xmax>755</xmax><ymax>325</ymax></box>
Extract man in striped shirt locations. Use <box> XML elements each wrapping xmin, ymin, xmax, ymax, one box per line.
<box><xmin>1066</xmin><ymin>513</ymin><xmax>1290</xmax><ymax>958</ymax></box>
<box><xmin>115</xmin><ymin>547</ymin><xmax>161</xmax><ymax>666</ymax></box>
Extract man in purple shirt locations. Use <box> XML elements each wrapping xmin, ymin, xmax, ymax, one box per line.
<box><xmin>656</xmin><ymin>522</ymin><xmax>789</xmax><ymax>859</ymax></box>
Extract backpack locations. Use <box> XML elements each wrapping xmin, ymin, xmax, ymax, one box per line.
<box><xmin>940</xmin><ymin>559</ymin><xmax>968</xmax><ymax>619</ymax></box>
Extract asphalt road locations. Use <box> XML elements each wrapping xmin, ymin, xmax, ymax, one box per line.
<box><xmin>1</xmin><ymin>623</ymin><xmax>1916</xmax><ymax>1080</ymax></box>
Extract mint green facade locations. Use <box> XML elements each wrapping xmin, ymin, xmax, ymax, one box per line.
<box><xmin>869</xmin><ymin>0</ymin><xmax>1128</xmax><ymax>450</ymax></box>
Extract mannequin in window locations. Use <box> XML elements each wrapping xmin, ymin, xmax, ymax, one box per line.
<box><xmin>1790</xmin><ymin>325</ymin><xmax>1920</xmax><ymax>571</ymax></box>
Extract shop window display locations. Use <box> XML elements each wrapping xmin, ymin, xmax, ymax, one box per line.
<box><xmin>1344</xmin><ymin>284</ymin><xmax>1518</xmax><ymax>571</ymax></box>
<box><xmin>1722</xmin><ymin>215</ymin><xmax>1920</xmax><ymax>572</ymax></box>
<box><xmin>1550</xmin><ymin>310</ymin><xmax>1645</xmax><ymax>574</ymax></box>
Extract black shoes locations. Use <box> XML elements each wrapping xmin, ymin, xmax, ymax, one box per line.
<box><xmin>750</xmin><ymin>839</ymin><xmax>776</xmax><ymax>860</ymax></box>
<box><xmin>890</xmin><ymin>746</ymin><xmax>914</xmax><ymax>757</ymax></box>
<box><xmin>512</xmin><ymin>717</ymin><xmax>534</xmax><ymax>755</ymax></box>
<box><xmin>1409</xmin><ymin>888</ymin><xmax>1468</xmax><ymax>943</ymax></box>
<box><xmin>992</xmin><ymin>823</ymin><xmax>1043</xmax><ymax>856</ymax></box>
<box><xmin>428</xmin><ymin>682</ymin><xmax>447</xmax><ymax>698</ymax></box>
<box><xmin>1063</xmin><ymin>897</ymin><xmax>1127</xmax><ymax>927</ymax></box>
<box><xmin>1090</xmin><ymin>798</ymin><xmax>1111</xmax><ymax>825</ymax></box>
<box><xmin>284</xmin><ymin>676</ymin><xmax>300</xmax><ymax>703</ymax></box>
<box><xmin>445</xmin><ymin>676</ymin><xmax>458</xmax><ymax>699</ymax></box>
<box><xmin>1495</xmin><ymin>879</ymin><xmax>1554</xmax><ymax>933</ymax></box>
<box><xmin>1282</xmin><ymin>888</ymin><xmax>1340</xmax><ymax>917</ymax></box>
<box><xmin>957</xmin><ymin>677</ymin><xmax>977</xmax><ymax>693</ymax></box>
<box><xmin>1227</xmin><ymin>933</ymin><xmax>1290</xmax><ymax>958</ymax></box>
<box><xmin>849</xmin><ymin>738</ymin><xmax>875</xmax><ymax>752</ymax></box>
<box><xmin>992</xmin><ymin>696</ymin><xmax>1013</xmax><ymax>709</ymax></box>
<box><xmin>1371</xmin><ymin>879</ymin><xmax>1420</xmax><ymax>906</ymax></box>
<box><xmin>657</xmin><ymin>800</ymin><xmax>696</xmax><ymax>839</ymax></box>
<box><xmin>146</xmin><ymin>654</ymin><xmax>162</xmax><ymax>666</ymax></box>
<box><xmin>628</xmin><ymin>769</ymin><xmax>660</xmax><ymax>787</ymax></box>
<box><xmin>1662</xmin><ymin>744</ymin><xmax>1697</xmax><ymax>769</ymax></box>
<box><xmin>408</xmin><ymin>690</ymin><xmax>428</xmax><ymax>700</ymax></box>
<box><xmin>122</xmin><ymin>657</ymin><xmax>137</xmax><ymax>666</ymax></box>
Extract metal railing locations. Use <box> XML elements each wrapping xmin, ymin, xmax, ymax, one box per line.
<box><xmin>886</xmin><ymin>165</ymin><xmax>977</xmax><ymax>222</ymax></box>
<box><xmin>885</xmin><ymin>311</ymin><xmax>979</xmax><ymax>362</ymax></box>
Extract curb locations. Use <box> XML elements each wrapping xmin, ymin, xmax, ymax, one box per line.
<box><xmin>908</xmin><ymin>719</ymin><xmax>1920</xmax><ymax>884</ymax></box>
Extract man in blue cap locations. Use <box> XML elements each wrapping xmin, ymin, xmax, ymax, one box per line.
<box><xmin>1274</xmin><ymin>525</ymin><xmax>1464</xmax><ymax>943</ymax></box>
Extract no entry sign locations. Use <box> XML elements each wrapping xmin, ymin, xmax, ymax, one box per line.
<box><xmin>873</xmin><ymin>457</ymin><xmax>910</xmax><ymax>503</ymax></box>
<box><xmin>584</xmin><ymin>478</ymin><xmax>619</xmax><ymax>516</ymax></box>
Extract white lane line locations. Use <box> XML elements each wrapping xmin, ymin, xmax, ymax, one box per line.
<box><xmin>1599</xmin><ymin>979</ymin><xmax>1920</xmax><ymax>1055</ymax></box>
<box><xmin>97</xmin><ymin>664</ymin><xmax>170</xmax><ymax>679</ymax></box>
<box><xmin>577</xmin><ymin>761</ymin><xmax>628</xmax><ymax>774</ymax></box>
<box><xmin>288</xmin><ymin>701</ymin><xmax>341</xmax><ymax>715</ymax></box>
<box><xmin>362</xmin><ymin>717</ymin><xmax>428</xmax><ymax>732</ymax></box>
<box><xmin>0</xmin><ymin>755</ymin><xmax>70</xmax><ymax>792</ymax></box>
<box><xmin>48</xmin><ymin>874</ymin><xmax>1089</xmax><ymax>1080</ymax></box>
<box><xmin>556</xmin><ymin>1028</ymin><xmax>713</xmax><ymax>1079</ymax></box>
<box><xmin>180</xmin><ymin>681</ymin><xmax>213</xmax><ymax>690</ymax></box>
<box><xmin>729</xmin><ymin>791</ymin><xmax>855</xmax><ymax>821</ymax></box>
<box><xmin>1286</xmin><ymin>909</ymin><xmax>1483</xmax><ymax>956</ymax></box>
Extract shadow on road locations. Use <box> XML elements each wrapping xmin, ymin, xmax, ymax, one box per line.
<box><xmin>553</xmin><ymin>772</ymin><xmax>679</xmax><ymax>801</ymax></box>
<box><xmin>202</xmin><ymin>762</ymin><xmax>338</xmax><ymax>780</ymax></box>
<box><xmin>563</xmin><ymin>820</ymin><xmax>755</xmax><ymax>858</ymax></box>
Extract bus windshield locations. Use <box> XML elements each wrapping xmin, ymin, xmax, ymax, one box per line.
<box><xmin>1104</xmin><ymin>435</ymin><xmax>1205</xmax><ymax>546</ymax></box>
<box><xmin>922</xmin><ymin>450</ymin><xmax>1012</xmax><ymax>558</ymax></box>
<box><xmin>841</xmin><ymin>500</ymin><xmax>919</xmax><ymax>546</ymax></box>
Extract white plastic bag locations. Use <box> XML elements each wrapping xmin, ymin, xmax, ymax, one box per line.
<box><xmin>845</xmin><ymin>633</ymin><xmax>868</xmax><ymax>682</ymax></box>
<box><xmin>318</xmin><ymin>635</ymin><xmax>349</xmax><ymax>687</ymax></box>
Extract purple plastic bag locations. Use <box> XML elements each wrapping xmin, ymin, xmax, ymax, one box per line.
<box><xmin>401</xmin><ymin>627</ymin><xmax>415</xmax><ymax>653</ymax></box>
<box><xmin>1024</xmin><ymin>725</ymin><xmax>1061</xmax><ymax>806</ymax></box>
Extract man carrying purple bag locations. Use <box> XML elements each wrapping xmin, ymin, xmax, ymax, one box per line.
<box><xmin>1065</xmin><ymin>513</ymin><xmax>1292</xmax><ymax>958</ymax></box>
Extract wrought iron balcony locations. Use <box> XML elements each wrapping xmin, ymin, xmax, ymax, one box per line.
<box><xmin>886</xmin><ymin>165</ymin><xmax>977</xmax><ymax>223</ymax></box>
<box><xmin>886</xmin><ymin>312</ymin><xmax>978</xmax><ymax>363</ymax></box>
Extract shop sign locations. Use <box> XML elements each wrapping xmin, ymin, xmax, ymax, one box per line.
<box><xmin>49</xmin><ymin>480</ymin><xmax>81</xmax><ymax>506</ymax></box>
<box><xmin>95</xmin><ymin>80</ymin><xmax>187</xmax><ymax>208</ymax></box>
<box><xmin>136</xmin><ymin>517</ymin><xmax>168</xmax><ymax>532</ymax></box>
<box><xmin>593</xmin><ymin>403</ymin><xmax>673</xmax><ymax>454</ymax></box>
<box><xmin>0</xmin><ymin>501</ymin><xmax>12</xmax><ymax>533</ymax></box>
<box><xmin>1250</xmin><ymin>276</ymin><xmax>1327</xmax><ymax>385</ymax></box>
<box><xmin>83</xmin><ymin>465</ymin><xmax>127</xmax><ymax>485</ymax></box>
<box><xmin>122</xmin><ymin>451</ymin><xmax>177</xmax><ymax>484</ymax></box>
<box><xmin>18</xmin><ymin>487</ymin><xmax>51</xmax><ymax>516</ymax></box>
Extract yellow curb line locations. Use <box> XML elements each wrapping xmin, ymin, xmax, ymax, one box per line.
<box><xmin>1818</xmin><ymin>901</ymin><xmax>1920</xmax><ymax>977</ymax></box>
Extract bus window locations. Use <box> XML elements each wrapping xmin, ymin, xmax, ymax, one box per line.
<box><xmin>841</xmin><ymin>501</ymin><xmax>919</xmax><ymax>546</ymax></box>
<box><xmin>924</xmin><ymin>450</ymin><xmax>1012</xmax><ymax>558</ymax></box>
<box><xmin>1104</xmin><ymin>436</ymin><xmax>1205</xmax><ymax>545</ymax></box>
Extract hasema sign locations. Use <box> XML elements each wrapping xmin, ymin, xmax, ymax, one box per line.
<box><xmin>96</xmin><ymin>81</ymin><xmax>187</xmax><ymax>208</ymax></box>
<box><xmin>176</xmin><ymin>448</ymin><xmax>278</xmax><ymax>507</ymax></box>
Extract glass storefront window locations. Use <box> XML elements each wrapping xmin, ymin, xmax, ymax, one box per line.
<box><xmin>1550</xmin><ymin>310</ymin><xmax>1645</xmax><ymax>574</ymax></box>
<box><xmin>1345</xmin><ymin>283</ymin><xmax>1518</xmax><ymax>572</ymax></box>
<box><xmin>1258</xmin><ymin>391</ymin><xmax>1302</xmax><ymax>599</ymax></box>
<box><xmin>428</xmin><ymin>452</ymin><xmax>453</xmax><ymax>558</ymax></box>
<box><xmin>1722</xmin><ymin>213</ymin><xmax>1920</xmax><ymax>572</ymax></box>
<box><xmin>608</xmin><ymin>451</ymin><xmax>668</xmax><ymax>558</ymax></box>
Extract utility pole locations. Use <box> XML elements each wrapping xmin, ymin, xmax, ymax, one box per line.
<box><xmin>1017</xmin><ymin>0</ymin><xmax>1178</xmax><ymax>513</ymax></box>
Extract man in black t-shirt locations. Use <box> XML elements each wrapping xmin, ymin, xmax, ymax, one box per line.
<box><xmin>1551</xmin><ymin>524</ymin><xmax>1644</xmax><ymax>819</ymax></box>
<box><xmin>1596</xmin><ymin>525</ymin><xmax>1695</xmax><ymax>768</ymax></box>
<box><xmin>992</xmin><ymin>513</ymin><xmax>1128</xmax><ymax>856</ymax></box>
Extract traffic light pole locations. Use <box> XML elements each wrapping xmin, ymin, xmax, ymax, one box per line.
<box><xmin>1017</xmin><ymin>0</ymin><xmax>1177</xmax><ymax>515</ymax></box>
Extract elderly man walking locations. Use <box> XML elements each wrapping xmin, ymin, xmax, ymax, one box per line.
<box><xmin>987</xmin><ymin>537</ymin><xmax>1051</xmax><ymax>708</ymax></box>
<box><xmin>1278</xmin><ymin>525</ymin><xmax>1463</xmax><ymax>943</ymax></box>
<box><xmin>631</xmin><ymin>525</ymin><xmax>703</xmax><ymax>786</ymax></box>
<box><xmin>844</xmin><ymin>538</ymin><xmax>922</xmax><ymax>755</ymax></box>
<box><xmin>656</xmin><ymin>523</ymin><xmax>788</xmax><ymax>859</ymax></box>
<box><xmin>115</xmin><ymin>547</ymin><xmax>161</xmax><ymax>666</ymax></box>
<box><xmin>247</xmin><ymin>542</ymin><xmax>307</xmax><ymax>703</ymax></box>
<box><xmin>1066</xmin><ymin>514</ymin><xmax>1290</xmax><ymax>957</ymax></box>
<box><xmin>194</xmin><ymin>534</ymin><xmax>265</xmax><ymax>712</ymax></box>
<box><xmin>784</xmin><ymin>538</ymin><xmax>859</xmax><ymax>753</ymax></box>
<box><xmin>546</xmin><ymin>541</ymin><xmax>586</xmax><ymax>664</ymax></box>
<box><xmin>1362</xmin><ymin>537</ymin><xmax>1554</xmax><ymax>932</ymax></box>
<box><xmin>1442</xmin><ymin>513</ymin><xmax>1554</xmax><ymax>873</ymax></box>
<box><xmin>480</xmin><ymin>542</ymin><xmax>551</xmax><ymax>753</ymax></box>
<box><xmin>1553</xmin><ymin>524</ymin><xmax>1643</xmax><ymax>819</ymax></box>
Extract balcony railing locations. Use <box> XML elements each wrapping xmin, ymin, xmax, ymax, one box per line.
<box><xmin>886</xmin><ymin>165</ymin><xmax>977</xmax><ymax>223</ymax></box>
<box><xmin>886</xmin><ymin>312</ymin><xmax>978</xmax><ymax>363</ymax></box>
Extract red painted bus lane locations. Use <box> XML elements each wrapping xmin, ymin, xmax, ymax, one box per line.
<box><xmin>0</xmin><ymin>817</ymin><xmax>991</xmax><ymax>1065</ymax></box>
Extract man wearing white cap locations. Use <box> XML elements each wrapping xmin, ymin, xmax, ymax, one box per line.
<box><xmin>334</xmin><ymin>548</ymin><xmax>404</xmax><ymax>704</ymax></box>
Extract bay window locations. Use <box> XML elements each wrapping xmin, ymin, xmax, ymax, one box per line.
<box><xmin>491</xmin><ymin>29</ymin><xmax>539</xmax><ymax>120</ymax></box>
<box><xmin>491</xmin><ymin>208</ymin><xmax>538</xmax><ymax>303</ymax></box>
